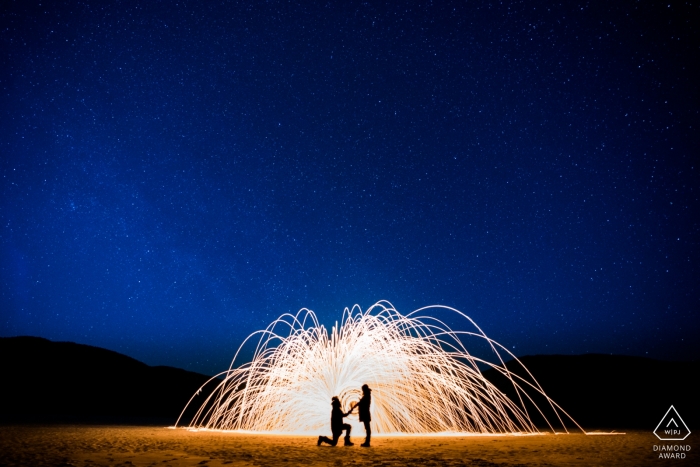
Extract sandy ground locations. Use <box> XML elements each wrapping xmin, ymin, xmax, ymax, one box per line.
<box><xmin>0</xmin><ymin>425</ymin><xmax>679</xmax><ymax>467</ymax></box>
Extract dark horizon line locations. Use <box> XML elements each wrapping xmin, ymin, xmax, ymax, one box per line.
<box><xmin>2</xmin><ymin>334</ymin><xmax>698</xmax><ymax>378</ymax></box>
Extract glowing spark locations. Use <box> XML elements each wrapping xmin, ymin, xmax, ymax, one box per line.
<box><xmin>176</xmin><ymin>301</ymin><xmax>582</xmax><ymax>435</ymax></box>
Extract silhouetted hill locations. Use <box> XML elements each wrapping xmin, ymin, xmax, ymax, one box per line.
<box><xmin>483</xmin><ymin>354</ymin><xmax>699</xmax><ymax>430</ymax></box>
<box><xmin>3</xmin><ymin>338</ymin><xmax>696</xmax><ymax>430</ymax></box>
<box><xmin>0</xmin><ymin>336</ymin><xmax>217</xmax><ymax>425</ymax></box>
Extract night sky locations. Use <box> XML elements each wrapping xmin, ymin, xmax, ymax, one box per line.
<box><xmin>1</xmin><ymin>1</ymin><xmax>698</xmax><ymax>376</ymax></box>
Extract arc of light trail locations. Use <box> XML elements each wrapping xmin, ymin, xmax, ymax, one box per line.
<box><xmin>176</xmin><ymin>301</ymin><xmax>584</xmax><ymax>435</ymax></box>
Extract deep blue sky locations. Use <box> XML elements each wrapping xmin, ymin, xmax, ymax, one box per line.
<box><xmin>1</xmin><ymin>0</ymin><xmax>698</xmax><ymax>376</ymax></box>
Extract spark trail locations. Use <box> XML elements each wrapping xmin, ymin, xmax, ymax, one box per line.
<box><xmin>176</xmin><ymin>301</ymin><xmax>582</xmax><ymax>434</ymax></box>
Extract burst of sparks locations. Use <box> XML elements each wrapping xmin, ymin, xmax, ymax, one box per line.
<box><xmin>176</xmin><ymin>301</ymin><xmax>582</xmax><ymax>435</ymax></box>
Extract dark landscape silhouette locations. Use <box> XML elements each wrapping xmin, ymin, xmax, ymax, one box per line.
<box><xmin>1</xmin><ymin>336</ymin><xmax>696</xmax><ymax>430</ymax></box>
<box><xmin>0</xmin><ymin>336</ymin><xmax>214</xmax><ymax>425</ymax></box>
<box><xmin>481</xmin><ymin>354</ymin><xmax>698</xmax><ymax>431</ymax></box>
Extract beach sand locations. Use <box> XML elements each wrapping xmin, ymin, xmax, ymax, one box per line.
<box><xmin>0</xmin><ymin>425</ymin><xmax>674</xmax><ymax>466</ymax></box>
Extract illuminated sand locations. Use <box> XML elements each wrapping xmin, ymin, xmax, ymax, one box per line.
<box><xmin>179</xmin><ymin>301</ymin><xmax>580</xmax><ymax>434</ymax></box>
<box><xmin>0</xmin><ymin>425</ymin><xmax>663</xmax><ymax>466</ymax></box>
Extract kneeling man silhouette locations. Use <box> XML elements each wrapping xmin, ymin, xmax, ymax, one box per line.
<box><xmin>317</xmin><ymin>396</ymin><xmax>354</xmax><ymax>447</ymax></box>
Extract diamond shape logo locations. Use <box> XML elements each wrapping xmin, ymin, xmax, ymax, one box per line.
<box><xmin>654</xmin><ymin>405</ymin><xmax>690</xmax><ymax>441</ymax></box>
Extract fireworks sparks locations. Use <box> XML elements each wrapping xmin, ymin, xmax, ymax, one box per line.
<box><xmin>176</xmin><ymin>301</ymin><xmax>581</xmax><ymax>435</ymax></box>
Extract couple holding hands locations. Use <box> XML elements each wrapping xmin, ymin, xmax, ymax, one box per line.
<box><xmin>317</xmin><ymin>384</ymin><xmax>372</xmax><ymax>447</ymax></box>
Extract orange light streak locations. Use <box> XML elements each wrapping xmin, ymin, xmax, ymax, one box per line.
<box><xmin>176</xmin><ymin>301</ymin><xmax>583</xmax><ymax>435</ymax></box>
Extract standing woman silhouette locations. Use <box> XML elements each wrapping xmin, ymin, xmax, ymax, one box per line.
<box><xmin>356</xmin><ymin>384</ymin><xmax>372</xmax><ymax>447</ymax></box>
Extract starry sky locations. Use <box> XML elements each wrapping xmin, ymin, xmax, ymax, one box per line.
<box><xmin>1</xmin><ymin>0</ymin><xmax>698</xmax><ymax>376</ymax></box>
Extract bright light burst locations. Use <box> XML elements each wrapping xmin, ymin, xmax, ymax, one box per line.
<box><xmin>176</xmin><ymin>301</ymin><xmax>581</xmax><ymax>435</ymax></box>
